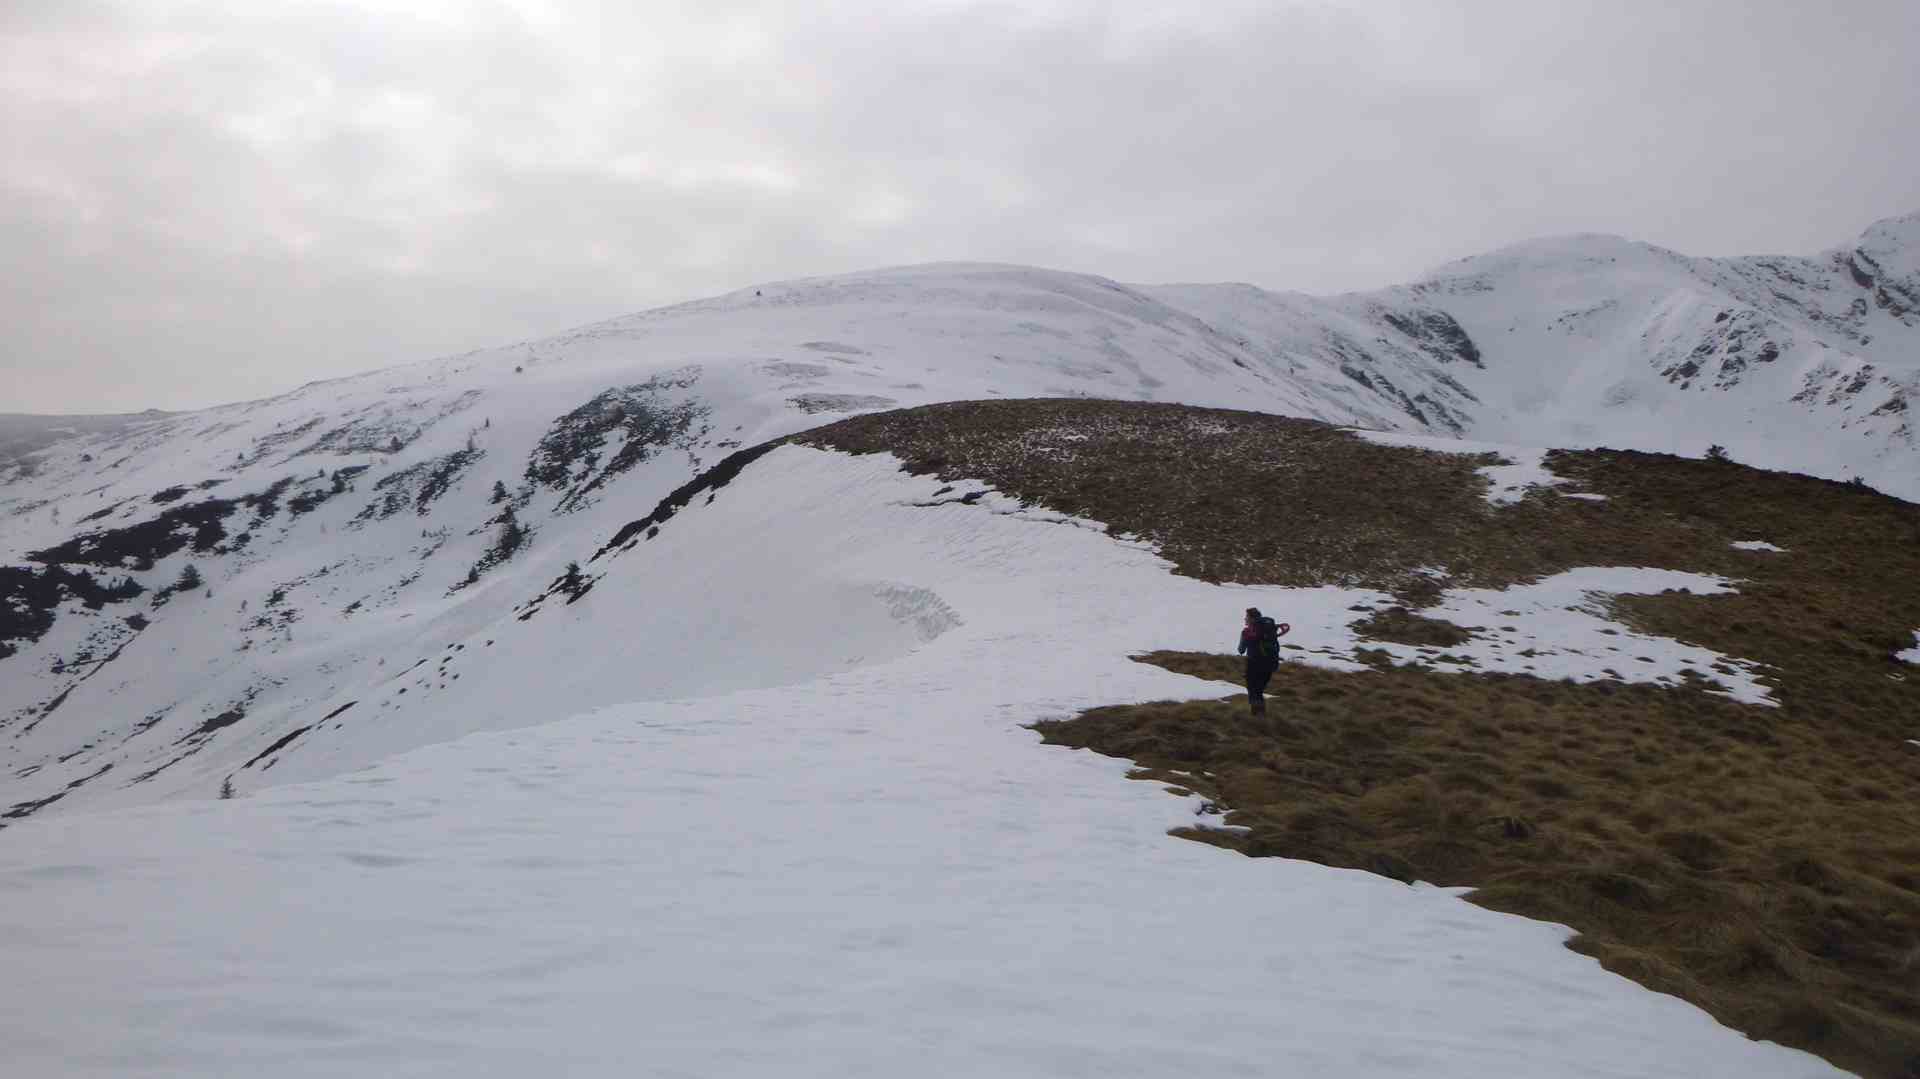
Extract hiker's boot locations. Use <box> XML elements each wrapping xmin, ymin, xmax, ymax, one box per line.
<box><xmin>1250</xmin><ymin>695</ymin><xmax>1266</xmax><ymax>717</ymax></box>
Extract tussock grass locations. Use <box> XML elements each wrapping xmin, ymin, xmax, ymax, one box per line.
<box><xmin>1351</xmin><ymin>605</ymin><xmax>1477</xmax><ymax>647</ymax></box>
<box><xmin>1036</xmin><ymin>653</ymin><xmax>1920</xmax><ymax>1079</ymax></box>
<box><xmin>803</xmin><ymin>399</ymin><xmax>1508</xmax><ymax>594</ymax></box>
<box><xmin>805</xmin><ymin>399</ymin><xmax>1920</xmax><ymax>1078</ymax></box>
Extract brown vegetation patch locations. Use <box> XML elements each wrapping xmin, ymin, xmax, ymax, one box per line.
<box><xmin>801</xmin><ymin>399</ymin><xmax>1508</xmax><ymax>594</ymax></box>
<box><xmin>1036</xmin><ymin>652</ymin><xmax>1920</xmax><ymax>1079</ymax></box>
<box><xmin>1352</xmin><ymin>605</ymin><xmax>1478</xmax><ymax>647</ymax></box>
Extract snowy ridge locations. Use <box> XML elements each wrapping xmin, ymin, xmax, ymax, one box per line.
<box><xmin>0</xmin><ymin>445</ymin><xmax>1843</xmax><ymax>1077</ymax></box>
<box><xmin>0</xmin><ymin>264</ymin><xmax>1494</xmax><ymax>818</ymax></box>
<box><xmin>1395</xmin><ymin>211</ymin><xmax>1919</xmax><ymax>489</ymax></box>
<box><xmin>3</xmin><ymin>213</ymin><xmax>1918</xmax><ymax>822</ymax></box>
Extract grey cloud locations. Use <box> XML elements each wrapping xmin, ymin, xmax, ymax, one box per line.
<box><xmin>4</xmin><ymin>0</ymin><xmax>1917</xmax><ymax>412</ymax></box>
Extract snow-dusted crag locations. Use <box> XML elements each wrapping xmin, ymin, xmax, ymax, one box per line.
<box><xmin>3</xmin><ymin>213</ymin><xmax>1917</xmax><ymax>822</ymax></box>
<box><xmin>1383</xmin><ymin>212</ymin><xmax>1920</xmax><ymax>484</ymax></box>
<box><xmin>1162</xmin><ymin>210</ymin><xmax>1920</xmax><ymax>488</ymax></box>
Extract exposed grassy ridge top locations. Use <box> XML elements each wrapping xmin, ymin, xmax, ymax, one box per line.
<box><xmin>803</xmin><ymin>398</ymin><xmax>1920</xmax><ymax>1079</ymax></box>
<box><xmin>805</xmin><ymin>399</ymin><xmax>1506</xmax><ymax>590</ymax></box>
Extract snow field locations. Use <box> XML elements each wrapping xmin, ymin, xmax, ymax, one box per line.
<box><xmin>0</xmin><ymin>446</ymin><xmax>1839</xmax><ymax>1077</ymax></box>
<box><xmin>1360</xmin><ymin>568</ymin><xmax>1774</xmax><ymax>706</ymax></box>
<box><xmin>1343</xmin><ymin>428</ymin><xmax>1594</xmax><ymax>506</ymax></box>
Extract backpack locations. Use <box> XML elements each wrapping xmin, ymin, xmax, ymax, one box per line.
<box><xmin>1252</xmin><ymin>617</ymin><xmax>1282</xmax><ymax>662</ymax></box>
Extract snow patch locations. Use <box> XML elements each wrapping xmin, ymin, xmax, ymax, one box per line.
<box><xmin>1731</xmin><ymin>540</ymin><xmax>1788</xmax><ymax>553</ymax></box>
<box><xmin>1897</xmin><ymin>631</ymin><xmax>1920</xmax><ymax>665</ymax></box>
<box><xmin>1342</xmin><ymin>427</ymin><xmax>1512</xmax><ymax>456</ymax></box>
<box><xmin>1344</xmin><ymin>428</ymin><xmax>1585</xmax><ymax>506</ymax></box>
<box><xmin>1477</xmin><ymin>450</ymin><xmax>1570</xmax><ymax>506</ymax></box>
<box><xmin>1366</xmin><ymin>567</ymin><xmax>1774</xmax><ymax>706</ymax></box>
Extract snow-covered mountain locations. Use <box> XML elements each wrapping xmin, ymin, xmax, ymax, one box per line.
<box><xmin>1164</xmin><ymin>209</ymin><xmax>1919</xmax><ymax>487</ymax></box>
<box><xmin>2</xmin><ymin>213</ymin><xmax>1916</xmax><ymax>823</ymax></box>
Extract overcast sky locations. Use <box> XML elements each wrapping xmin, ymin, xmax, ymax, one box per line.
<box><xmin>5</xmin><ymin>1</ymin><xmax>1917</xmax><ymax>414</ymax></box>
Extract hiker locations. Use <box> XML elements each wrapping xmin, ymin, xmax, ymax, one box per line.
<box><xmin>1236</xmin><ymin>607</ymin><xmax>1289</xmax><ymax>715</ymax></box>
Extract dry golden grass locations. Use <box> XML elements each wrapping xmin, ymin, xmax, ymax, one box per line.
<box><xmin>805</xmin><ymin>398</ymin><xmax>1920</xmax><ymax>1078</ymax></box>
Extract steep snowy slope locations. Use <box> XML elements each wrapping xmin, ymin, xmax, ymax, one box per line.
<box><xmin>1129</xmin><ymin>209</ymin><xmax>1919</xmax><ymax>486</ymax></box>
<box><xmin>1389</xmin><ymin>212</ymin><xmax>1919</xmax><ymax>488</ymax></box>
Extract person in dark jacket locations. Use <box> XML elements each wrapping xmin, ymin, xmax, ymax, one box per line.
<box><xmin>1236</xmin><ymin>607</ymin><xmax>1288</xmax><ymax>715</ymax></box>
